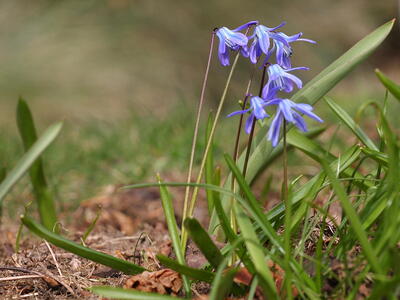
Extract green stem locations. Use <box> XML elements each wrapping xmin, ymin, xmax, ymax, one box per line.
<box><xmin>182</xmin><ymin>32</ymin><xmax>215</xmax><ymax>230</ymax></box>
<box><xmin>181</xmin><ymin>53</ymin><xmax>240</xmax><ymax>250</ymax></box>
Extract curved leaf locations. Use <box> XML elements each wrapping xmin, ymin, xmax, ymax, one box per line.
<box><xmin>21</xmin><ymin>216</ymin><xmax>145</xmax><ymax>275</ymax></box>
<box><xmin>376</xmin><ymin>69</ymin><xmax>400</xmax><ymax>101</ymax></box>
<box><xmin>0</xmin><ymin>122</ymin><xmax>62</xmax><ymax>206</ymax></box>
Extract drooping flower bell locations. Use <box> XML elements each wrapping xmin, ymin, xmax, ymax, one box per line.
<box><xmin>248</xmin><ymin>22</ymin><xmax>286</xmax><ymax>64</ymax></box>
<box><xmin>266</xmin><ymin>98</ymin><xmax>323</xmax><ymax>147</ymax></box>
<box><xmin>262</xmin><ymin>64</ymin><xmax>309</xmax><ymax>99</ymax></box>
<box><xmin>227</xmin><ymin>96</ymin><xmax>269</xmax><ymax>134</ymax></box>
<box><xmin>270</xmin><ymin>32</ymin><xmax>316</xmax><ymax>68</ymax></box>
<box><xmin>215</xmin><ymin>21</ymin><xmax>258</xmax><ymax>66</ymax></box>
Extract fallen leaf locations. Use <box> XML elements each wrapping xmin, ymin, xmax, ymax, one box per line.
<box><xmin>124</xmin><ymin>268</ymin><xmax>182</xmax><ymax>295</ymax></box>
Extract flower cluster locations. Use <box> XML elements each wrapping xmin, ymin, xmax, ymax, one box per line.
<box><xmin>219</xmin><ymin>21</ymin><xmax>323</xmax><ymax>147</ymax></box>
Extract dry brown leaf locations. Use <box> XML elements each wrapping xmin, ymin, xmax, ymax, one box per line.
<box><xmin>124</xmin><ymin>268</ymin><xmax>182</xmax><ymax>295</ymax></box>
<box><xmin>233</xmin><ymin>261</ymin><xmax>298</xmax><ymax>298</ymax></box>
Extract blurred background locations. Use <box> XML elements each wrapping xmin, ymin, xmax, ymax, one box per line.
<box><xmin>0</xmin><ymin>0</ymin><xmax>399</xmax><ymax>211</ymax></box>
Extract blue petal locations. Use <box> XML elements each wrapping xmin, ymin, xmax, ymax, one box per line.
<box><xmin>282</xmin><ymin>72</ymin><xmax>303</xmax><ymax>89</ymax></box>
<box><xmin>294</xmin><ymin>103</ymin><xmax>324</xmax><ymax>123</ymax></box>
<box><xmin>245</xmin><ymin>113</ymin><xmax>255</xmax><ymax>134</ymax></box>
<box><xmin>249</xmin><ymin>40</ymin><xmax>259</xmax><ymax>64</ymax></box>
<box><xmin>233</xmin><ymin>21</ymin><xmax>259</xmax><ymax>32</ymax></box>
<box><xmin>255</xmin><ymin>26</ymin><xmax>270</xmax><ymax>54</ymax></box>
<box><xmin>279</xmin><ymin>99</ymin><xmax>294</xmax><ymax>122</ymax></box>
<box><xmin>227</xmin><ymin>108</ymin><xmax>250</xmax><ymax>118</ymax></box>
<box><xmin>298</xmin><ymin>38</ymin><xmax>316</xmax><ymax>44</ymax></box>
<box><xmin>268</xmin><ymin>110</ymin><xmax>283</xmax><ymax>147</ymax></box>
<box><xmin>225</xmin><ymin>30</ymin><xmax>248</xmax><ymax>46</ymax></box>
<box><xmin>292</xmin><ymin>112</ymin><xmax>308</xmax><ymax>132</ymax></box>
<box><xmin>240</xmin><ymin>45</ymin><xmax>249</xmax><ymax>57</ymax></box>
<box><xmin>218</xmin><ymin>48</ymin><xmax>230</xmax><ymax>66</ymax></box>
<box><xmin>251</xmin><ymin>97</ymin><xmax>269</xmax><ymax>119</ymax></box>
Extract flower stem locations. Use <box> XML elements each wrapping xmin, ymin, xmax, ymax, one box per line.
<box><xmin>283</xmin><ymin>120</ymin><xmax>293</xmax><ymax>300</ymax></box>
<box><xmin>181</xmin><ymin>31</ymin><xmax>215</xmax><ymax>233</ymax></box>
<box><xmin>181</xmin><ymin>52</ymin><xmax>240</xmax><ymax>250</ymax></box>
<box><xmin>241</xmin><ymin>64</ymin><xmax>267</xmax><ymax>178</ymax></box>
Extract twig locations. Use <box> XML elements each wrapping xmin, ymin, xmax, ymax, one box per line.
<box><xmin>0</xmin><ymin>274</ymin><xmax>42</xmax><ymax>282</ymax></box>
<box><xmin>13</xmin><ymin>292</ymin><xmax>40</xmax><ymax>299</ymax></box>
<box><xmin>44</xmin><ymin>240</ymin><xmax>62</xmax><ymax>277</ymax></box>
<box><xmin>0</xmin><ymin>265</ymin><xmax>74</xmax><ymax>295</ymax></box>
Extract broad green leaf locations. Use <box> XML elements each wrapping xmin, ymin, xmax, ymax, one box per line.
<box><xmin>325</xmin><ymin>97</ymin><xmax>378</xmax><ymax>150</ymax></box>
<box><xmin>90</xmin><ymin>287</ymin><xmax>179</xmax><ymax>300</ymax></box>
<box><xmin>156</xmin><ymin>254</ymin><xmax>214</xmax><ymax>282</ymax></box>
<box><xmin>0</xmin><ymin>122</ymin><xmax>62</xmax><ymax>206</ymax></box>
<box><xmin>375</xmin><ymin>69</ymin><xmax>400</xmax><ymax>101</ymax></box>
<box><xmin>209</xmin><ymin>19</ymin><xmax>394</xmax><ymax>231</ymax></box>
<box><xmin>184</xmin><ymin>218</ymin><xmax>223</xmax><ymax>268</ymax></box>
<box><xmin>156</xmin><ymin>176</ymin><xmax>191</xmax><ymax>295</ymax></box>
<box><xmin>17</xmin><ymin>98</ymin><xmax>57</xmax><ymax>230</ymax></box>
<box><xmin>21</xmin><ymin>216</ymin><xmax>145</xmax><ymax>275</ymax></box>
<box><xmin>0</xmin><ymin>168</ymin><xmax>6</xmax><ymax>183</ymax></box>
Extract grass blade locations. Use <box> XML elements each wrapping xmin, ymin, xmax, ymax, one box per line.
<box><xmin>184</xmin><ymin>218</ymin><xmax>223</xmax><ymax>268</ymax></box>
<box><xmin>318</xmin><ymin>159</ymin><xmax>382</xmax><ymax>274</ymax></box>
<box><xmin>205</xmin><ymin>112</ymin><xmax>216</xmax><ymax>215</ymax></box>
<box><xmin>325</xmin><ymin>97</ymin><xmax>378</xmax><ymax>150</ymax></box>
<box><xmin>16</xmin><ymin>98</ymin><xmax>58</xmax><ymax>230</ymax></box>
<box><xmin>90</xmin><ymin>286</ymin><xmax>179</xmax><ymax>300</ymax></box>
<box><xmin>209</xmin><ymin>258</ymin><xmax>237</xmax><ymax>300</ymax></box>
<box><xmin>21</xmin><ymin>215</ymin><xmax>146</xmax><ymax>275</ymax></box>
<box><xmin>375</xmin><ymin>69</ymin><xmax>400</xmax><ymax>101</ymax></box>
<box><xmin>156</xmin><ymin>254</ymin><xmax>214</xmax><ymax>282</ymax></box>
<box><xmin>234</xmin><ymin>202</ymin><xmax>278</xmax><ymax>299</ymax></box>
<box><xmin>156</xmin><ymin>175</ymin><xmax>191</xmax><ymax>295</ymax></box>
<box><xmin>0</xmin><ymin>122</ymin><xmax>62</xmax><ymax>207</ymax></box>
<box><xmin>224</xmin><ymin>154</ymin><xmax>283</xmax><ymax>253</ymax></box>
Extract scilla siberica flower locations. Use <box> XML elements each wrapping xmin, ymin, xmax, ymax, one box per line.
<box><xmin>248</xmin><ymin>22</ymin><xmax>286</xmax><ymax>64</ymax></box>
<box><xmin>227</xmin><ymin>96</ymin><xmax>269</xmax><ymax>134</ymax></box>
<box><xmin>262</xmin><ymin>64</ymin><xmax>309</xmax><ymax>99</ymax></box>
<box><xmin>270</xmin><ymin>32</ymin><xmax>316</xmax><ymax>68</ymax></box>
<box><xmin>216</xmin><ymin>21</ymin><xmax>258</xmax><ymax>66</ymax></box>
<box><xmin>266</xmin><ymin>98</ymin><xmax>323</xmax><ymax>147</ymax></box>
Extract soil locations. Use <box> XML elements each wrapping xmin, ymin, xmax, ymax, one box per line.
<box><xmin>0</xmin><ymin>184</ymin><xmax>211</xmax><ymax>299</ymax></box>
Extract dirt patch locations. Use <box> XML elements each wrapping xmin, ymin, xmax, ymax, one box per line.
<box><xmin>0</xmin><ymin>184</ymin><xmax>210</xmax><ymax>299</ymax></box>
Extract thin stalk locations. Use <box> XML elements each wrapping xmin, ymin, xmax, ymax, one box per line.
<box><xmin>182</xmin><ymin>32</ymin><xmax>215</xmax><ymax>228</ymax></box>
<box><xmin>181</xmin><ymin>52</ymin><xmax>240</xmax><ymax>249</ymax></box>
<box><xmin>283</xmin><ymin>120</ymin><xmax>292</xmax><ymax>300</ymax></box>
<box><xmin>242</xmin><ymin>64</ymin><xmax>267</xmax><ymax>178</ymax></box>
<box><xmin>230</xmin><ymin>66</ymin><xmax>256</xmax><ymax>239</ymax></box>
<box><xmin>229</xmin><ymin>94</ymin><xmax>250</xmax><ymax>238</ymax></box>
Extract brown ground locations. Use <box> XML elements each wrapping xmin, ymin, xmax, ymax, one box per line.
<box><xmin>0</xmin><ymin>184</ymin><xmax>210</xmax><ymax>299</ymax></box>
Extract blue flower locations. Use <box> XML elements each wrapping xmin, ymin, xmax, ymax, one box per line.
<box><xmin>262</xmin><ymin>64</ymin><xmax>309</xmax><ymax>99</ymax></box>
<box><xmin>269</xmin><ymin>32</ymin><xmax>316</xmax><ymax>68</ymax></box>
<box><xmin>216</xmin><ymin>21</ymin><xmax>258</xmax><ymax>66</ymax></box>
<box><xmin>227</xmin><ymin>96</ymin><xmax>269</xmax><ymax>134</ymax></box>
<box><xmin>266</xmin><ymin>98</ymin><xmax>323</xmax><ymax>147</ymax></box>
<box><xmin>248</xmin><ymin>22</ymin><xmax>286</xmax><ymax>64</ymax></box>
